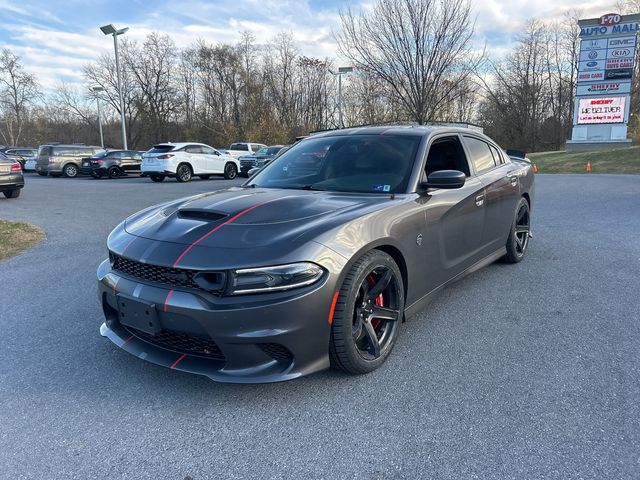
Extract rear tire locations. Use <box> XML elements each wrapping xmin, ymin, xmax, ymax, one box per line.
<box><xmin>3</xmin><ymin>188</ymin><xmax>21</xmax><ymax>199</ymax></box>
<box><xmin>150</xmin><ymin>174</ymin><xmax>165</xmax><ymax>183</ymax></box>
<box><xmin>329</xmin><ymin>250</ymin><xmax>404</xmax><ymax>375</ymax></box>
<box><xmin>502</xmin><ymin>197</ymin><xmax>531</xmax><ymax>264</ymax></box>
<box><xmin>108</xmin><ymin>166</ymin><xmax>122</xmax><ymax>179</ymax></box>
<box><xmin>63</xmin><ymin>163</ymin><xmax>79</xmax><ymax>178</ymax></box>
<box><xmin>176</xmin><ymin>163</ymin><xmax>192</xmax><ymax>182</ymax></box>
<box><xmin>224</xmin><ymin>162</ymin><xmax>238</xmax><ymax>180</ymax></box>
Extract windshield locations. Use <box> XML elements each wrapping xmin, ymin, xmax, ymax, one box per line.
<box><xmin>249</xmin><ymin>135</ymin><xmax>420</xmax><ymax>194</ymax></box>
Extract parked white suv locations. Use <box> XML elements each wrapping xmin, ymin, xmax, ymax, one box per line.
<box><xmin>227</xmin><ymin>142</ymin><xmax>267</xmax><ymax>158</ymax></box>
<box><xmin>141</xmin><ymin>143</ymin><xmax>240</xmax><ymax>182</ymax></box>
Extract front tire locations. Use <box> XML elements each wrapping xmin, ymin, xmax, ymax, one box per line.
<box><xmin>329</xmin><ymin>250</ymin><xmax>404</xmax><ymax>375</ymax></box>
<box><xmin>149</xmin><ymin>174</ymin><xmax>165</xmax><ymax>183</ymax></box>
<box><xmin>3</xmin><ymin>189</ymin><xmax>21</xmax><ymax>199</ymax></box>
<box><xmin>224</xmin><ymin>162</ymin><xmax>238</xmax><ymax>180</ymax></box>
<box><xmin>503</xmin><ymin>197</ymin><xmax>531</xmax><ymax>263</ymax></box>
<box><xmin>63</xmin><ymin>163</ymin><xmax>78</xmax><ymax>178</ymax></box>
<box><xmin>176</xmin><ymin>163</ymin><xmax>192</xmax><ymax>182</ymax></box>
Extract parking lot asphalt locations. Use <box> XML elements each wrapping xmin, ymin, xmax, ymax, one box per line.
<box><xmin>1</xmin><ymin>173</ymin><xmax>639</xmax><ymax>479</ymax></box>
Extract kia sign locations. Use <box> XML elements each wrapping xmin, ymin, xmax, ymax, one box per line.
<box><xmin>577</xmin><ymin>97</ymin><xmax>626</xmax><ymax>124</ymax></box>
<box><xmin>576</xmin><ymin>82</ymin><xmax>631</xmax><ymax>96</ymax></box>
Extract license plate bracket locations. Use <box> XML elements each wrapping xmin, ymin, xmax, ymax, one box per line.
<box><xmin>117</xmin><ymin>294</ymin><xmax>161</xmax><ymax>335</ymax></box>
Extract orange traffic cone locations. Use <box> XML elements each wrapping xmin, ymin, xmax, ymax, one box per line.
<box><xmin>532</xmin><ymin>163</ymin><xmax>538</xmax><ymax>173</ymax></box>
<box><xmin>586</xmin><ymin>161</ymin><xmax>591</xmax><ymax>173</ymax></box>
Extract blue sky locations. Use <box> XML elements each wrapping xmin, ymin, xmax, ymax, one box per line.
<box><xmin>0</xmin><ymin>0</ymin><xmax>616</xmax><ymax>89</ymax></box>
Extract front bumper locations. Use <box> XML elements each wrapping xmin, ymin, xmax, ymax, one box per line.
<box><xmin>97</xmin><ymin>258</ymin><xmax>336</xmax><ymax>383</ymax></box>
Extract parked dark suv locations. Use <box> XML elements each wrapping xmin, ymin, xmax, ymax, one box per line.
<box><xmin>0</xmin><ymin>151</ymin><xmax>24</xmax><ymax>199</ymax></box>
<box><xmin>35</xmin><ymin>144</ymin><xmax>104</xmax><ymax>178</ymax></box>
<box><xmin>80</xmin><ymin>150</ymin><xmax>144</xmax><ymax>179</ymax></box>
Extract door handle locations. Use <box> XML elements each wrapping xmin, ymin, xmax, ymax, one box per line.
<box><xmin>475</xmin><ymin>194</ymin><xmax>484</xmax><ymax>207</ymax></box>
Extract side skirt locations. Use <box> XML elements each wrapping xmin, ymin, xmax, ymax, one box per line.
<box><xmin>404</xmin><ymin>247</ymin><xmax>507</xmax><ymax>319</ymax></box>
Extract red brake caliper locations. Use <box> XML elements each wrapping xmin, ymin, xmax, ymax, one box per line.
<box><xmin>366</xmin><ymin>274</ymin><xmax>384</xmax><ymax>329</ymax></box>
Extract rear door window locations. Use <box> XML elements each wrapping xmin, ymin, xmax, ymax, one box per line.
<box><xmin>464</xmin><ymin>136</ymin><xmax>496</xmax><ymax>174</ymax></box>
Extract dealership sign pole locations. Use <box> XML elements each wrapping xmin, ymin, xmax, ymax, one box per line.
<box><xmin>567</xmin><ymin>12</ymin><xmax>639</xmax><ymax>151</ymax></box>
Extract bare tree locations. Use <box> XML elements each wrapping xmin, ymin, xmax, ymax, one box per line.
<box><xmin>124</xmin><ymin>33</ymin><xmax>180</xmax><ymax>143</ymax></box>
<box><xmin>0</xmin><ymin>49</ymin><xmax>40</xmax><ymax>145</ymax></box>
<box><xmin>336</xmin><ymin>0</ymin><xmax>482</xmax><ymax>125</ymax></box>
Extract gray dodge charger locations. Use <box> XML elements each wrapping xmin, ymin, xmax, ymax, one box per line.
<box><xmin>98</xmin><ymin>125</ymin><xmax>534</xmax><ymax>383</ymax></box>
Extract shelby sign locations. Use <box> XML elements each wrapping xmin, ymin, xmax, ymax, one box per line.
<box><xmin>568</xmin><ymin>12</ymin><xmax>639</xmax><ymax>150</ymax></box>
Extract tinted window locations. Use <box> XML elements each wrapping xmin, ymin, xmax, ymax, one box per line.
<box><xmin>148</xmin><ymin>145</ymin><xmax>176</xmax><ymax>154</ymax></box>
<box><xmin>184</xmin><ymin>145</ymin><xmax>203</xmax><ymax>154</ymax></box>
<box><xmin>201</xmin><ymin>146</ymin><xmax>215</xmax><ymax>155</ymax></box>
<box><xmin>464</xmin><ymin>137</ymin><xmax>495</xmax><ymax>173</ymax></box>
<box><xmin>251</xmin><ymin>135</ymin><xmax>421</xmax><ymax>194</ymax></box>
<box><xmin>38</xmin><ymin>146</ymin><xmax>53</xmax><ymax>156</ymax></box>
<box><xmin>267</xmin><ymin>147</ymin><xmax>282</xmax><ymax>155</ymax></box>
<box><xmin>230</xmin><ymin>143</ymin><xmax>248</xmax><ymax>151</ymax></box>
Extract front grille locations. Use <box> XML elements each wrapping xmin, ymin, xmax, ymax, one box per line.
<box><xmin>111</xmin><ymin>254</ymin><xmax>225</xmax><ymax>292</ymax></box>
<box><xmin>124</xmin><ymin>326</ymin><xmax>226</xmax><ymax>360</ymax></box>
<box><xmin>259</xmin><ymin>343</ymin><xmax>293</xmax><ymax>362</ymax></box>
<box><xmin>240</xmin><ymin>159</ymin><xmax>256</xmax><ymax>167</ymax></box>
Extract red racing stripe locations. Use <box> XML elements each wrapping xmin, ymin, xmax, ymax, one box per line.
<box><xmin>163</xmin><ymin>289</ymin><xmax>174</xmax><ymax>313</ymax></box>
<box><xmin>172</xmin><ymin>197</ymin><xmax>281</xmax><ymax>268</ymax></box>
<box><xmin>170</xmin><ymin>353</ymin><xmax>187</xmax><ymax>369</ymax></box>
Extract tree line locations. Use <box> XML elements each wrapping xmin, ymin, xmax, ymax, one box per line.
<box><xmin>0</xmin><ymin>0</ymin><xmax>638</xmax><ymax>153</ymax></box>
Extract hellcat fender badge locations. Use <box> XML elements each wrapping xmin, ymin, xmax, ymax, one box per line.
<box><xmin>416</xmin><ymin>234</ymin><xmax>423</xmax><ymax>246</ymax></box>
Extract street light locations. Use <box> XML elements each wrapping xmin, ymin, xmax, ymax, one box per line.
<box><xmin>333</xmin><ymin>66</ymin><xmax>353</xmax><ymax>129</ymax></box>
<box><xmin>90</xmin><ymin>86</ymin><xmax>105</xmax><ymax>148</ymax></box>
<box><xmin>100</xmin><ymin>24</ymin><xmax>129</xmax><ymax>150</ymax></box>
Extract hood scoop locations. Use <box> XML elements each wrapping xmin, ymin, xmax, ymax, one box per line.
<box><xmin>177</xmin><ymin>209</ymin><xmax>229</xmax><ymax>222</ymax></box>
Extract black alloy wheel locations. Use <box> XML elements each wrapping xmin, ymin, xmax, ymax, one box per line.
<box><xmin>503</xmin><ymin>197</ymin><xmax>531</xmax><ymax>263</ymax></box>
<box><xmin>330</xmin><ymin>250</ymin><xmax>404</xmax><ymax>374</ymax></box>
<box><xmin>176</xmin><ymin>164</ymin><xmax>192</xmax><ymax>182</ymax></box>
<box><xmin>108</xmin><ymin>166</ymin><xmax>122</xmax><ymax>179</ymax></box>
<box><xmin>224</xmin><ymin>162</ymin><xmax>238</xmax><ymax>180</ymax></box>
<box><xmin>63</xmin><ymin>163</ymin><xmax>78</xmax><ymax>178</ymax></box>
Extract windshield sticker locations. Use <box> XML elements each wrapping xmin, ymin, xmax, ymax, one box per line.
<box><xmin>372</xmin><ymin>184</ymin><xmax>391</xmax><ymax>192</ymax></box>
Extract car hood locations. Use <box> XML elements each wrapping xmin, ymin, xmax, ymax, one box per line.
<box><xmin>124</xmin><ymin>187</ymin><xmax>394</xmax><ymax>249</ymax></box>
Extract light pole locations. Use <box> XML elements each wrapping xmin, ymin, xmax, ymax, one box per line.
<box><xmin>100</xmin><ymin>24</ymin><xmax>129</xmax><ymax>150</ymax></box>
<box><xmin>333</xmin><ymin>66</ymin><xmax>353</xmax><ymax>129</ymax></box>
<box><xmin>90</xmin><ymin>85</ymin><xmax>105</xmax><ymax>148</ymax></box>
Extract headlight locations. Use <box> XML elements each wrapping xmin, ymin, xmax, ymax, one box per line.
<box><xmin>229</xmin><ymin>262</ymin><xmax>324</xmax><ymax>295</ymax></box>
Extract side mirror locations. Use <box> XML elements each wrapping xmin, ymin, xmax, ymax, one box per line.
<box><xmin>422</xmin><ymin>170</ymin><xmax>466</xmax><ymax>190</ymax></box>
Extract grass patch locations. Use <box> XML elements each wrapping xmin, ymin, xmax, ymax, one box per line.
<box><xmin>0</xmin><ymin>220</ymin><xmax>45</xmax><ymax>261</ymax></box>
<box><xmin>529</xmin><ymin>146</ymin><xmax>640</xmax><ymax>174</ymax></box>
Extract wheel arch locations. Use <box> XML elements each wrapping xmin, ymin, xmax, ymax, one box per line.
<box><xmin>522</xmin><ymin>192</ymin><xmax>531</xmax><ymax>208</ymax></box>
<box><xmin>332</xmin><ymin>240</ymin><xmax>409</xmax><ymax>317</ymax></box>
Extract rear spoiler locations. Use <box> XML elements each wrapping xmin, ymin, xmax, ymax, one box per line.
<box><xmin>506</xmin><ymin>149</ymin><xmax>530</xmax><ymax>163</ymax></box>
